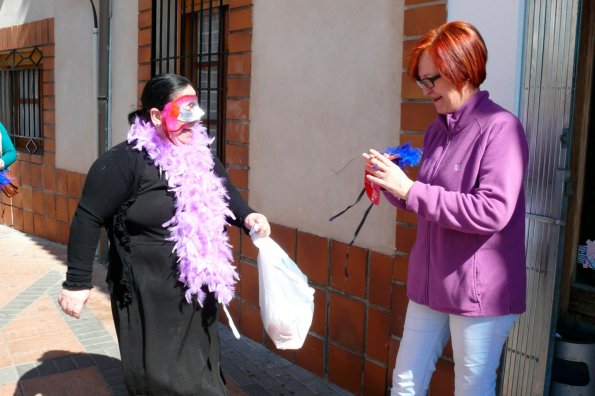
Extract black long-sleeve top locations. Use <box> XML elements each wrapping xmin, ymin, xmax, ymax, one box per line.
<box><xmin>64</xmin><ymin>141</ymin><xmax>254</xmax><ymax>291</ymax></box>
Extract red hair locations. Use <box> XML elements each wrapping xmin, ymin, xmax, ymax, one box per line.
<box><xmin>408</xmin><ymin>21</ymin><xmax>487</xmax><ymax>90</ymax></box>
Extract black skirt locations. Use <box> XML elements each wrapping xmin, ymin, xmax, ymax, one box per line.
<box><xmin>111</xmin><ymin>239</ymin><xmax>226</xmax><ymax>396</ymax></box>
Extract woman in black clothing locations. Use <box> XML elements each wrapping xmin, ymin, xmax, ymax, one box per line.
<box><xmin>58</xmin><ymin>74</ymin><xmax>270</xmax><ymax>395</ymax></box>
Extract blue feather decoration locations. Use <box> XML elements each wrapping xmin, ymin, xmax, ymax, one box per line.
<box><xmin>383</xmin><ymin>142</ymin><xmax>422</xmax><ymax>170</ymax></box>
<box><xmin>0</xmin><ymin>169</ymin><xmax>13</xmax><ymax>187</ymax></box>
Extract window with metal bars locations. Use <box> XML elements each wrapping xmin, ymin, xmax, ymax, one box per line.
<box><xmin>152</xmin><ymin>0</ymin><xmax>227</xmax><ymax>157</ymax></box>
<box><xmin>0</xmin><ymin>47</ymin><xmax>44</xmax><ymax>154</ymax></box>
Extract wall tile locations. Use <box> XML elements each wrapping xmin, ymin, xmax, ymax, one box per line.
<box><xmin>239</xmin><ymin>302</ymin><xmax>263</xmax><ymax>343</ymax></box>
<box><xmin>229</xmin><ymin>8</ymin><xmax>252</xmax><ymax>32</ymax></box>
<box><xmin>227</xmin><ymin>225</ymin><xmax>240</xmax><ymax>255</ymax></box>
<box><xmin>67</xmin><ymin>197</ymin><xmax>78</xmax><ymax>223</ymax></box>
<box><xmin>389</xmin><ymin>285</ymin><xmax>408</xmax><ymax>338</ymax></box>
<box><xmin>138</xmin><ymin>9</ymin><xmax>152</xmax><ymax>29</ymax></box>
<box><xmin>32</xmin><ymin>189</ymin><xmax>44</xmax><ymax>214</ymax></box>
<box><xmin>270</xmin><ymin>223</ymin><xmax>296</xmax><ymax>261</ymax></box>
<box><xmin>402</xmin><ymin>38</ymin><xmax>417</xmax><ymax>69</ymax></box>
<box><xmin>387</xmin><ymin>337</ymin><xmax>399</xmax><ymax>388</ymax></box>
<box><xmin>404</xmin><ymin>5</ymin><xmax>446</xmax><ymax>37</ymax></box>
<box><xmin>13</xmin><ymin>207</ymin><xmax>24</xmax><ymax>231</ymax></box>
<box><xmin>327</xmin><ymin>343</ymin><xmax>363</xmax><ymax>394</ymax></box>
<box><xmin>139</xmin><ymin>0</ymin><xmax>152</xmax><ymax>11</ymax></box>
<box><xmin>296</xmin><ymin>231</ymin><xmax>329</xmax><ymax>286</ymax></box>
<box><xmin>310</xmin><ymin>287</ymin><xmax>327</xmax><ymax>336</ymax></box>
<box><xmin>30</xmin><ymin>164</ymin><xmax>42</xmax><ymax>189</ymax></box>
<box><xmin>20</xmin><ymin>162</ymin><xmax>31</xmax><ymax>186</ymax></box>
<box><xmin>43</xmin><ymin>120</ymin><xmax>56</xmax><ymax>138</ymax></box>
<box><xmin>330</xmin><ymin>241</ymin><xmax>366</xmax><ymax>298</ymax></box>
<box><xmin>225</xmin><ymin>143</ymin><xmax>249</xmax><ymax>166</ymax></box>
<box><xmin>364</xmin><ymin>359</ymin><xmax>387</xmax><ymax>396</ymax></box>
<box><xmin>227</xmin><ymin>54</ymin><xmax>251</xmax><ymax>75</ymax></box>
<box><xmin>402</xmin><ymin>71</ymin><xmax>426</xmax><ymax>99</ymax></box>
<box><xmin>369</xmin><ymin>251</ymin><xmax>393</xmax><ymax>308</ymax></box>
<box><xmin>23</xmin><ymin>210</ymin><xmax>34</xmax><ymax>234</ymax></box>
<box><xmin>55</xmin><ymin>195</ymin><xmax>69</xmax><ymax>222</ymax></box>
<box><xmin>393</xmin><ymin>254</ymin><xmax>408</xmax><ymax>283</ymax></box>
<box><xmin>42</xmin><ymin>166</ymin><xmax>55</xmax><ymax>191</ymax></box>
<box><xmin>396</xmin><ymin>224</ymin><xmax>417</xmax><ymax>254</ymax></box>
<box><xmin>401</xmin><ymin>103</ymin><xmax>436</xmax><ymax>132</ymax></box>
<box><xmin>138</xmin><ymin>46</ymin><xmax>151</xmax><ymax>65</ymax></box>
<box><xmin>66</xmin><ymin>171</ymin><xmax>82</xmax><ymax>198</ymax></box>
<box><xmin>227</xmin><ymin>168</ymin><xmax>248</xmax><ymax>190</ymax></box>
<box><xmin>21</xmin><ymin>186</ymin><xmax>33</xmax><ymax>211</ymax></box>
<box><xmin>240</xmin><ymin>231</ymin><xmax>258</xmax><ymax>260</ymax></box>
<box><xmin>429</xmin><ymin>358</ymin><xmax>455</xmax><ymax>396</ymax></box>
<box><xmin>226</xmin><ymin>99</ymin><xmax>250</xmax><ymax>120</ymax></box>
<box><xmin>138</xmin><ymin>28</ymin><xmax>151</xmax><ymax>47</ymax></box>
<box><xmin>2</xmin><ymin>204</ymin><xmax>11</xmax><ymax>224</ymax></box>
<box><xmin>42</xmin><ymin>152</ymin><xmax>55</xmax><ymax>167</ymax></box>
<box><xmin>33</xmin><ymin>213</ymin><xmax>47</xmax><ymax>239</ymax></box>
<box><xmin>230</xmin><ymin>0</ymin><xmax>252</xmax><ymax>9</ymax></box>
<box><xmin>396</xmin><ymin>207</ymin><xmax>418</xmax><ymax>224</ymax></box>
<box><xmin>44</xmin><ymin>217</ymin><xmax>57</xmax><ymax>242</ymax></box>
<box><xmin>11</xmin><ymin>188</ymin><xmax>22</xmax><ymax>209</ymax></box>
<box><xmin>366</xmin><ymin>306</ymin><xmax>391</xmax><ymax>364</ymax></box>
<box><xmin>227</xmin><ymin>78</ymin><xmax>251</xmax><ymax>98</ymax></box>
<box><xmin>294</xmin><ymin>335</ymin><xmax>324</xmax><ymax>377</ymax></box>
<box><xmin>329</xmin><ymin>293</ymin><xmax>365</xmax><ymax>352</ymax></box>
<box><xmin>228</xmin><ymin>31</ymin><xmax>252</xmax><ymax>53</ymax></box>
<box><xmin>239</xmin><ymin>260</ymin><xmax>258</xmax><ymax>306</ymax></box>
<box><xmin>226</xmin><ymin>122</ymin><xmax>249</xmax><ymax>144</ymax></box>
<box><xmin>56</xmin><ymin>220</ymin><xmax>69</xmax><ymax>245</ymax></box>
<box><xmin>43</xmin><ymin>192</ymin><xmax>55</xmax><ymax>218</ymax></box>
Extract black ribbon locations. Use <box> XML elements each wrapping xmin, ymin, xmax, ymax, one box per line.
<box><xmin>329</xmin><ymin>187</ymin><xmax>375</xmax><ymax>277</ymax></box>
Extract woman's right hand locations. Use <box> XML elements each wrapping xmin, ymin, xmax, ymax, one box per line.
<box><xmin>58</xmin><ymin>288</ymin><xmax>91</xmax><ymax>319</ymax></box>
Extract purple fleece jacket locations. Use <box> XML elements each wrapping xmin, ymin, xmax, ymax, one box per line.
<box><xmin>385</xmin><ymin>91</ymin><xmax>528</xmax><ymax>316</ymax></box>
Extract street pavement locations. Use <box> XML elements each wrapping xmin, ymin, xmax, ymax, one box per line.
<box><xmin>0</xmin><ymin>225</ymin><xmax>352</xmax><ymax>396</ymax></box>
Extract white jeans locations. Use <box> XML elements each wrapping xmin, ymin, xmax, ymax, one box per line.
<box><xmin>391</xmin><ymin>301</ymin><xmax>518</xmax><ymax>396</ymax></box>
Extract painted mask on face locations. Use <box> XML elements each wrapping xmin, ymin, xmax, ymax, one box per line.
<box><xmin>161</xmin><ymin>95</ymin><xmax>205</xmax><ymax>133</ymax></box>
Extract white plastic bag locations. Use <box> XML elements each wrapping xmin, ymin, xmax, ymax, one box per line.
<box><xmin>251</xmin><ymin>234</ymin><xmax>315</xmax><ymax>349</ymax></box>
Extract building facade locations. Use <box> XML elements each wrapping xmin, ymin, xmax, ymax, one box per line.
<box><xmin>1</xmin><ymin>0</ymin><xmax>592</xmax><ymax>394</ymax></box>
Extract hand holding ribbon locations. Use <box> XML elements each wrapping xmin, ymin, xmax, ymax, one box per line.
<box><xmin>329</xmin><ymin>142</ymin><xmax>422</xmax><ymax>275</ymax></box>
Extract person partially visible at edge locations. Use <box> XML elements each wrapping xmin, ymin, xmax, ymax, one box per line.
<box><xmin>363</xmin><ymin>21</ymin><xmax>528</xmax><ymax>396</ymax></box>
<box><xmin>0</xmin><ymin>121</ymin><xmax>17</xmax><ymax>171</ymax></box>
<box><xmin>58</xmin><ymin>73</ymin><xmax>270</xmax><ymax>395</ymax></box>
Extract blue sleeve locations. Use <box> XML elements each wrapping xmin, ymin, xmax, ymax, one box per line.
<box><xmin>0</xmin><ymin>123</ymin><xmax>17</xmax><ymax>168</ymax></box>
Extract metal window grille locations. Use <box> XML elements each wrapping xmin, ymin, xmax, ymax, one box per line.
<box><xmin>152</xmin><ymin>0</ymin><xmax>226</xmax><ymax>156</ymax></box>
<box><xmin>0</xmin><ymin>46</ymin><xmax>44</xmax><ymax>154</ymax></box>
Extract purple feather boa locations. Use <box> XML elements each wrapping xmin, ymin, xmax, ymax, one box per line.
<box><xmin>127</xmin><ymin>119</ymin><xmax>238</xmax><ymax>306</ymax></box>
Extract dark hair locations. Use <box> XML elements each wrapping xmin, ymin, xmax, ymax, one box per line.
<box><xmin>127</xmin><ymin>73</ymin><xmax>193</xmax><ymax>124</ymax></box>
<box><xmin>408</xmin><ymin>21</ymin><xmax>487</xmax><ymax>90</ymax></box>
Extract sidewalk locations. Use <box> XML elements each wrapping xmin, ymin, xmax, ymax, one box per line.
<box><xmin>0</xmin><ymin>225</ymin><xmax>352</xmax><ymax>396</ymax></box>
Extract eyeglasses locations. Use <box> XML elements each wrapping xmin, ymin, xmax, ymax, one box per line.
<box><xmin>416</xmin><ymin>74</ymin><xmax>441</xmax><ymax>89</ymax></box>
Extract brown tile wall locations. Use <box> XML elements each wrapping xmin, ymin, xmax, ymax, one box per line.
<box><xmin>0</xmin><ymin>18</ymin><xmax>85</xmax><ymax>246</ymax></box>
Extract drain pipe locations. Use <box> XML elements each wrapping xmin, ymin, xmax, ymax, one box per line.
<box><xmin>95</xmin><ymin>0</ymin><xmax>112</xmax><ymax>263</ymax></box>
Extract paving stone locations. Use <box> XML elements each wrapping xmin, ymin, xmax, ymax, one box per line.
<box><xmin>0</xmin><ymin>366</ymin><xmax>18</xmax><ymax>386</ymax></box>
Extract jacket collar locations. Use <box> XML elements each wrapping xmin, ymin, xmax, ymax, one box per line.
<box><xmin>437</xmin><ymin>90</ymin><xmax>489</xmax><ymax>134</ymax></box>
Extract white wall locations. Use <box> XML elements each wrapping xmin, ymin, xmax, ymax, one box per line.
<box><xmin>448</xmin><ymin>0</ymin><xmax>525</xmax><ymax>115</ymax></box>
<box><xmin>110</xmin><ymin>0</ymin><xmax>139</xmax><ymax>145</ymax></box>
<box><xmin>250</xmin><ymin>0</ymin><xmax>404</xmax><ymax>254</ymax></box>
<box><xmin>54</xmin><ymin>0</ymin><xmax>98</xmax><ymax>173</ymax></box>
<box><xmin>0</xmin><ymin>0</ymin><xmax>52</xmax><ymax>26</ymax></box>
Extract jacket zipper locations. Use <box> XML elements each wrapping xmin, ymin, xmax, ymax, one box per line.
<box><xmin>424</xmin><ymin>129</ymin><xmax>451</xmax><ymax>304</ymax></box>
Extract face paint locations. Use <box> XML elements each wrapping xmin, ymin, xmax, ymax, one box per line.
<box><xmin>161</xmin><ymin>95</ymin><xmax>205</xmax><ymax>133</ymax></box>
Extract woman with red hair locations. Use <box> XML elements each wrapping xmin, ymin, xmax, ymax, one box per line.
<box><xmin>364</xmin><ymin>21</ymin><xmax>528</xmax><ymax>395</ymax></box>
